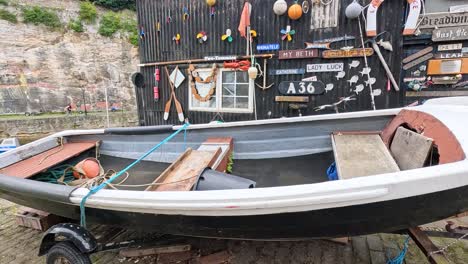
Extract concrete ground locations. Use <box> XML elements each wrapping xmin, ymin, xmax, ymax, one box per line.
<box><xmin>1</xmin><ymin>199</ymin><xmax>467</xmax><ymax>264</ymax></box>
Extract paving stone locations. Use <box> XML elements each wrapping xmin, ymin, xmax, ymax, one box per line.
<box><xmin>369</xmin><ymin>250</ymin><xmax>386</xmax><ymax>264</ymax></box>
<box><xmin>352</xmin><ymin>236</ymin><xmax>371</xmax><ymax>264</ymax></box>
<box><xmin>367</xmin><ymin>234</ymin><xmax>384</xmax><ymax>251</ymax></box>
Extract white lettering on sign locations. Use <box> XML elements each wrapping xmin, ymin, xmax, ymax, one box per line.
<box><xmin>438</xmin><ymin>43</ymin><xmax>463</xmax><ymax>51</ymax></box>
<box><xmin>204</xmin><ymin>56</ymin><xmax>237</xmax><ymax>61</ymax></box>
<box><xmin>286</xmin><ymin>82</ymin><xmax>316</xmax><ymax>94</ymax></box>
<box><xmin>306</xmin><ymin>63</ymin><xmax>344</xmax><ymax>72</ymax></box>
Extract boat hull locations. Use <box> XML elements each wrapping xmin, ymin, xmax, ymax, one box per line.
<box><xmin>2</xmin><ymin>181</ymin><xmax>467</xmax><ymax>240</ymax></box>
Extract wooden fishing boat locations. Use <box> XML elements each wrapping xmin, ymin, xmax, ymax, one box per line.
<box><xmin>0</xmin><ymin>97</ymin><xmax>467</xmax><ymax>240</ymax></box>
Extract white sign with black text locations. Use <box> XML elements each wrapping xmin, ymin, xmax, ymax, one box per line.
<box><xmin>306</xmin><ymin>63</ymin><xmax>344</xmax><ymax>73</ymax></box>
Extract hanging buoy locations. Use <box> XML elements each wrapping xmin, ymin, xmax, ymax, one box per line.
<box><xmin>288</xmin><ymin>1</ymin><xmax>303</xmax><ymax>20</ymax></box>
<box><xmin>248</xmin><ymin>66</ymin><xmax>258</xmax><ymax>80</ymax></box>
<box><xmin>345</xmin><ymin>0</ymin><xmax>363</xmax><ymax>19</ymax></box>
<box><xmin>206</xmin><ymin>0</ymin><xmax>216</xmax><ymax>6</ymax></box>
<box><xmin>73</xmin><ymin>158</ymin><xmax>101</xmax><ymax>179</ymax></box>
<box><xmin>273</xmin><ymin>0</ymin><xmax>288</xmax><ymax>15</ymax></box>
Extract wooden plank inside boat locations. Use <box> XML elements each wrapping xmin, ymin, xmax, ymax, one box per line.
<box><xmin>0</xmin><ymin>141</ymin><xmax>99</xmax><ymax>179</ymax></box>
<box><xmin>145</xmin><ymin>148</ymin><xmax>221</xmax><ymax>192</ymax></box>
<box><xmin>390</xmin><ymin>127</ymin><xmax>433</xmax><ymax>170</ymax></box>
<box><xmin>331</xmin><ymin>133</ymin><xmax>400</xmax><ymax>180</ymax></box>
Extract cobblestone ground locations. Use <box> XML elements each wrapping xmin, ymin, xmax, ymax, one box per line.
<box><xmin>1</xmin><ymin>199</ymin><xmax>467</xmax><ymax>264</ymax></box>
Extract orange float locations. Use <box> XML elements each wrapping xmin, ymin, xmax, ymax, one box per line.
<box><xmin>288</xmin><ymin>2</ymin><xmax>303</xmax><ymax>20</ymax></box>
<box><xmin>73</xmin><ymin>158</ymin><xmax>101</xmax><ymax>179</ymax></box>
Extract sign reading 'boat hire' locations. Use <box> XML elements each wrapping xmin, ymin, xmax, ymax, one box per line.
<box><xmin>257</xmin><ymin>43</ymin><xmax>280</xmax><ymax>51</ymax></box>
<box><xmin>269</xmin><ymin>68</ymin><xmax>305</xmax><ymax>75</ymax></box>
<box><xmin>306</xmin><ymin>63</ymin><xmax>344</xmax><ymax>73</ymax></box>
<box><xmin>432</xmin><ymin>26</ymin><xmax>468</xmax><ymax>42</ymax></box>
<box><xmin>278</xmin><ymin>81</ymin><xmax>325</xmax><ymax>95</ymax></box>
<box><xmin>278</xmin><ymin>49</ymin><xmax>319</xmax><ymax>60</ymax></box>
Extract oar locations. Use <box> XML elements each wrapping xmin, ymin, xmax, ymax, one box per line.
<box><xmin>163</xmin><ymin>67</ymin><xmax>173</xmax><ymax>121</ymax></box>
<box><xmin>164</xmin><ymin>66</ymin><xmax>185</xmax><ymax>122</ymax></box>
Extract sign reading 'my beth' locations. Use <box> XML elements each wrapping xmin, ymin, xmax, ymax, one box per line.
<box><xmin>418</xmin><ymin>12</ymin><xmax>468</xmax><ymax>29</ymax></box>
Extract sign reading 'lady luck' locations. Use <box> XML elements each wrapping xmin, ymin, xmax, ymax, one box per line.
<box><xmin>306</xmin><ymin>63</ymin><xmax>344</xmax><ymax>73</ymax></box>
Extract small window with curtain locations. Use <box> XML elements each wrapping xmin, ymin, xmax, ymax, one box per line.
<box><xmin>188</xmin><ymin>67</ymin><xmax>254</xmax><ymax>113</ymax></box>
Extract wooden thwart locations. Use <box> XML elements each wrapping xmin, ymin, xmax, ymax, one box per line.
<box><xmin>145</xmin><ymin>148</ymin><xmax>221</xmax><ymax>192</ymax></box>
<box><xmin>0</xmin><ymin>141</ymin><xmax>99</xmax><ymax>179</ymax></box>
<box><xmin>331</xmin><ymin>132</ymin><xmax>400</xmax><ymax>180</ymax></box>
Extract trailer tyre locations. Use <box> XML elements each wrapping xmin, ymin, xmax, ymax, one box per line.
<box><xmin>46</xmin><ymin>241</ymin><xmax>91</xmax><ymax>264</ymax></box>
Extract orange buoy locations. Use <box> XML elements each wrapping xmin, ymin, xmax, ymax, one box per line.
<box><xmin>73</xmin><ymin>158</ymin><xmax>101</xmax><ymax>179</ymax></box>
<box><xmin>288</xmin><ymin>2</ymin><xmax>303</xmax><ymax>20</ymax></box>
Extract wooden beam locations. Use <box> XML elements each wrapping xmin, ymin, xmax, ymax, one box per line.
<box><xmin>138</xmin><ymin>54</ymin><xmax>275</xmax><ymax>67</ymax></box>
<box><xmin>275</xmin><ymin>96</ymin><xmax>309</xmax><ymax>102</ymax></box>
<box><xmin>406</xmin><ymin>91</ymin><xmax>468</xmax><ymax>97</ymax></box>
<box><xmin>119</xmin><ymin>244</ymin><xmax>192</xmax><ymax>258</ymax></box>
<box><xmin>407</xmin><ymin>227</ymin><xmax>451</xmax><ymax>264</ymax></box>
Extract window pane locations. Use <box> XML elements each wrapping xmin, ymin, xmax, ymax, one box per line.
<box><xmin>222</xmin><ymin>71</ymin><xmax>235</xmax><ymax>83</ymax></box>
<box><xmin>190</xmin><ymin>79</ymin><xmax>216</xmax><ymax>110</ymax></box>
<box><xmin>236</xmin><ymin>97</ymin><xmax>249</xmax><ymax>109</ymax></box>
<box><xmin>236</xmin><ymin>84</ymin><xmax>249</xmax><ymax>96</ymax></box>
<box><xmin>222</xmin><ymin>84</ymin><xmax>235</xmax><ymax>96</ymax></box>
<box><xmin>237</xmin><ymin>71</ymin><xmax>249</xmax><ymax>83</ymax></box>
<box><xmin>222</xmin><ymin>96</ymin><xmax>235</xmax><ymax>108</ymax></box>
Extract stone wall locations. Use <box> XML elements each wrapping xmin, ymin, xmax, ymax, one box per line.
<box><xmin>0</xmin><ymin>112</ymin><xmax>138</xmax><ymax>142</ymax></box>
<box><xmin>0</xmin><ymin>0</ymin><xmax>139</xmax><ymax>114</ymax></box>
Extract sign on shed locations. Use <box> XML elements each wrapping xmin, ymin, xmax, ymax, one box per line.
<box><xmin>418</xmin><ymin>12</ymin><xmax>468</xmax><ymax>29</ymax></box>
<box><xmin>306</xmin><ymin>63</ymin><xmax>344</xmax><ymax>73</ymax></box>
<box><xmin>278</xmin><ymin>49</ymin><xmax>319</xmax><ymax>60</ymax></box>
<box><xmin>432</xmin><ymin>26</ymin><xmax>468</xmax><ymax>42</ymax></box>
<box><xmin>278</xmin><ymin>81</ymin><xmax>325</xmax><ymax>95</ymax></box>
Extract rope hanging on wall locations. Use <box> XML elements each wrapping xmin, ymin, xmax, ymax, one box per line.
<box><xmin>188</xmin><ymin>64</ymin><xmax>218</xmax><ymax>102</ymax></box>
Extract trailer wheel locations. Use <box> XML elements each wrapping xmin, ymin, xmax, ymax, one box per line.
<box><xmin>46</xmin><ymin>242</ymin><xmax>91</xmax><ymax>264</ymax></box>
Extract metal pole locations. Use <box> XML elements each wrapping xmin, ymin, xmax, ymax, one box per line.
<box><xmin>358</xmin><ymin>17</ymin><xmax>376</xmax><ymax>111</ymax></box>
<box><xmin>105</xmin><ymin>84</ymin><xmax>110</xmax><ymax>127</ymax></box>
<box><xmin>82</xmin><ymin>88</ymin><xmax>87</xmax><ymax>116</ymax></box>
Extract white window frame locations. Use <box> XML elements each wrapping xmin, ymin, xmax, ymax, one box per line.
<box><xmin>188</xmin><ymin>68</ymin><xmax>254</xmax><ymax>113</ymax></box>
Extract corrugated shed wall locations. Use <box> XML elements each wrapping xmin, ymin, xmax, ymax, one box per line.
<box><xmin>135</xmin><ymin>0</ymin><xmax>406</xmax><ymax>126</ymax></box>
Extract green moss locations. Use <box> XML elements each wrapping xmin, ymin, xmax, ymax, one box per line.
<box><xmin>226</xmin><ymin>153</ymin><xmax>234</xmax><ymax>174</ymax></box>
<box><xmin>79</xmin><ymin>1</ymin><xmax>97</xmax><ymax>24</ymax></box>
<box><xmin>22</xmin><ymin>6</ymin><xmax>62</xmax><ymax>29</ymax></box>
<box><xmin>68</xmin><ymin>19</ymin><xmax>84</xmax><ymax>32</ymax></box>
<box><xmin>120</xmin><ymin>14</ymin><xmax>138</xmax><ymax>46</ymax></box>
<box><xmin>98</xmin><ymin>11</ymin><xmax>120</xmax><ymax>37</ymax></box>
<box><xmin>92</xmin><ymin>0</ymin><xmax>135</xmax><ymax>11</ymax></box>
<box><xmin>0</xmin><ymin>8</ymin><xmax>16</xmax><ymax>23</ymax></box>
<box><xmin>128</xmin><ymin>31</ymin><xmax>138</xmax><ymax>46</ymax></box>
<box><xmin>0</xmin><ymin>0</ymin><xmax>8</xmax><ymax>6</ymax></box>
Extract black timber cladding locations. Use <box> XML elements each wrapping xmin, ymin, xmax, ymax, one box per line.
<box><xmin>135</xmin><ymin>0</ymin><xmax>406</xmax><ymax>126</ymax></box>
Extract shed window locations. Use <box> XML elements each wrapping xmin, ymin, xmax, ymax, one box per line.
<box><xmin>188</xmin><ymin>68</ymin><xmax>253</xmax><ymax>113</ymax></box>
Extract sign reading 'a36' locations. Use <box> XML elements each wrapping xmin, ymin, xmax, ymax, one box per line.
<box><xmin>278</xmin><ymin>81</ymin><xmax>325</xmax><ymax>95</ymax></box>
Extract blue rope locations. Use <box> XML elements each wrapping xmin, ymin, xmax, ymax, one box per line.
<box><xmin>80</xmin><ymin>123</ymin><xmax>190</xmax><ymax>227</ymax></box>
<box><xmin>387</xmin><ymin>236</ymin><xmax>410</xmax><ymax>264</ymax></box>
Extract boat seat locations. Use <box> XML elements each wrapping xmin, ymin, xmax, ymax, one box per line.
<box><xmin>331</xmin><ymin>132</ymin><xmax>400</xmax><ymax>180</ymax></box>
<box><xmin>145</xmin><ymin>148</ymin><xmax>221</xmax><ymax>192</ymax></box>
<box><xmin>0</xmin><ymin>141</ymin><xmax>100</xmax><ymax>179</ymax></box>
